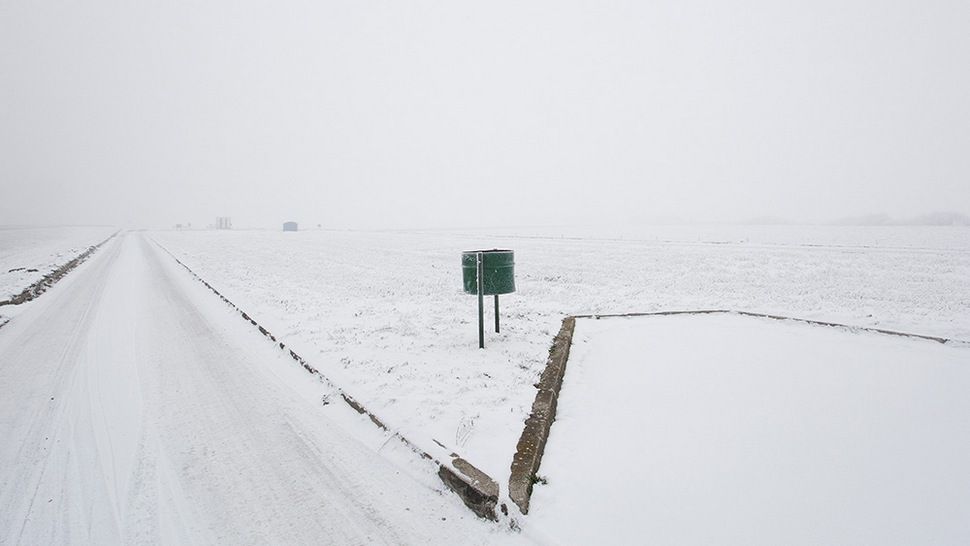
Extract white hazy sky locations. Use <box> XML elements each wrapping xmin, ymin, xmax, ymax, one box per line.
<box><xmin>2</xmin><ymin>1</ymin><xmax>968</xmax><ymax>229</ymax></box>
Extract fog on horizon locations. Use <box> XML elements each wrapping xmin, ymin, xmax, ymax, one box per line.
<box><xmin>2</xmin><ymin>1</ymin><xmax>968</xmax><ymax>230</ymax></box>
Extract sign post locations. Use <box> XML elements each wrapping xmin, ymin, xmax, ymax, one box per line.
<box><xmin>477</xmin><ymin>251</ymin><xmax>485</xmax><ymax>349</ymax></box>
<box><xmin>461</xmin><ymin>249</ymin><xmax>515</xmax><ymax>349</ymax></box>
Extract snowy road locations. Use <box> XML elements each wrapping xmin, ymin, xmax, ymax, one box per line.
<box><xmin>0</xmin><ymin>233</ymin><xmax>513</xmax><ymax>544</ymax></box>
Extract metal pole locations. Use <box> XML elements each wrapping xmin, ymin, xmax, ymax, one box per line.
<box><xmin>494</xmin><ymin>294</ymin><xmax>500</xmax><ymax>333</ymax></box>
<box><xmin>477</xmin><ymin>252</ymin><xmax>484</xmax><ymax>349</ymax></box>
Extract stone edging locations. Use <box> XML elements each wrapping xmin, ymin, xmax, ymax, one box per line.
<box><xmin>150</xmin><ymin>238</ymin><xmax>502</xmax><ymax>521</ymax></box>
<box><xmin>507</xmin><ymin>309</ymin><xmax>965</xmax><ymax>514</ymax></box>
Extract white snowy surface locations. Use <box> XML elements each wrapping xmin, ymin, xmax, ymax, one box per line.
<box><xmin>0</xmin><ymin>233</ymin><xmax>526</xmax><ymax>544</ymax></box>
<box><xmin>150</xmin><ymin>226</ymin><xmax>970</xmax><ymax>486</ymax></box>
<box><xmin>0</xmin><ymin>225</ymin><xmax>116</xmax><ymax>300</ymax></box>
<box><xmin>528</xmin><ymin>314</ymin><xmax>970</xmax><ymax>545</ymax></box>
<box><xmin>420</xmin><ymin>224</ymin><xmax>970</xmax><ymax>251</ymax></box>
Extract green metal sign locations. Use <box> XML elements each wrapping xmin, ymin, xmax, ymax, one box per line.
<box><xmin>461</xmin><ymin>250</ymin><xmax>515</xmax><ymax>295</ymax></box>
<box><xmin>462</xmin><ymin>249</ymin><xmax>515</xmax><ymax>348</ymax></box>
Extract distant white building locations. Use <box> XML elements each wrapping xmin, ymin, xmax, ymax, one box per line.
<box><xmin>283</xmin><ymin>221</ymin><xmax>298</xmax><ymax>232</ymax></box>
<box><xmin>215</xmin><ymin>217</ymin><xmax>232</xmax><ymax>230</ymax></box>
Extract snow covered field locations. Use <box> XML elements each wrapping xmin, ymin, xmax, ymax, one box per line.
<box><xmin>429</xmin><ymin>224</ymin><xmax>970</xmax><ymax>251</ymax></box>
<box><xmin>0</xmin><ymin>225</ymin><xmax>116</xmax><ymax>302</ymax></box>
<box><xmin>151</xmin><ymin>225</ymin><xmax>970</xmax><ymax>491</ymax></box>
<box><xmin>529</xmin><ymin>313</ymin><xmax>970</xmax><ymax>545</ymax></box>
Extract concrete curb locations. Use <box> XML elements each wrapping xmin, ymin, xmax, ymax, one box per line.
<box><xmin>437</xmin><ymin>455</ymin><xmax>501</xmax><ymax>521</ymax></box>
<box><xmin>508</xmin><ymin>316</ymin><xmax>576</xmax><ymax>514</ymax></box>
<box><xmin>507</xmin><ymin>308</ymin><xmax>965</xmax><ymax>515</ymax></box>
<box><xmin>150</xmin><ymin>238</ymin><xmax>502</xmax><ymax>521</ymax></box>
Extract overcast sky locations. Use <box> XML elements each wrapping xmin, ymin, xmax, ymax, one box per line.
<box><xmin>2</xmin><ymin>0</ymin><xmax>968</xmax><ymax>229</ymax></box>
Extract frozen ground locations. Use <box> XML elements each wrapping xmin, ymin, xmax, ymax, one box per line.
<box><xmin>151</xmin><ymin>226</ymin><xmax>970</xmax><ymax>488</ymax></box>
<box><xmin>529</xmin><ymin>313</ymin><xmax>970</xmax><ymax>545</ymax></box>
<box><xmin>0</xmin><ymin>225</ymin><xmax>116</xmax><ymax>302</ymax></box>
<box><xmin>0</xmin><ymin>232</ymin><xmax>523</xmax><ymax>543</ymax></box>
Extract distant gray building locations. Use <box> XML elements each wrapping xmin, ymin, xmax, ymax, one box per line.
<box><xmin>215</xmin><ymin>217</ymin><xmax>232</xmax><ymax>230</ymax></box>
<box><xmin>283</xmin><ymin>221</ymin><xmax>298</xmax><ymax>232</ymax></box>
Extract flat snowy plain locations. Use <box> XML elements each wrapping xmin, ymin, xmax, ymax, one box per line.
<box><xmin>529</xmin><ymin>313</ymin><xmax>970</xmax><ymax>545</ymax></box>
<box><xmin>152</xmin><ymin>225</ymin><xmax>970</xmax><ymax>494</ymax></box>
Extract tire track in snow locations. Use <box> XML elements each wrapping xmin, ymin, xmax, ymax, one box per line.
<box><xmin>0</xmin><ymin>237</ymin><xmax>125</xmax><ymax>544</ymax></box>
